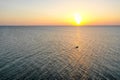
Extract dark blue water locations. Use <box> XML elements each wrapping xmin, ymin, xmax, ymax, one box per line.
<box><xmin>0</xmin><ymin>26</ymin><xmax>120</xmax><ymax>80</ymax></box>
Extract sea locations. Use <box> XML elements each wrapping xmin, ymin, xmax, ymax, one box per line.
<box><xmin>0</xmin><ymin>26</ymin><xmax>120</xmax><ymax>80</ymax></box>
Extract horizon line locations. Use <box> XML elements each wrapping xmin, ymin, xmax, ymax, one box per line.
<box><xmin>0</xmin><ymin>24</ymin><xmax>120</xmax><ymax>27</ymax></box>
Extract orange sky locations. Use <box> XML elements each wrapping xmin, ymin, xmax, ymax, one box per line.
<box><xmin>0</xmin><ymin>0</ymin><xmax>120</xmax><ymax>25</ymax></box>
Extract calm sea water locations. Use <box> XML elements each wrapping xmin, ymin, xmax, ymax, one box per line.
<box><xmin>0</xmin><ymin>26</ymin><xmax>120</xmax><ymax>80</ymax></box>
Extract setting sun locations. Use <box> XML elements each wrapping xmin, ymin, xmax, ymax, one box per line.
<box><xmin>74</xmin><ymin>13</ymin><xmax>82</xmax><ymax>25</ymax></box>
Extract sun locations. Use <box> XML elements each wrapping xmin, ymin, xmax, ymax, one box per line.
<box><xmin>74</xmin><ymin>13</ymin><xmax>82</xmax><ymax>25</ymax></box>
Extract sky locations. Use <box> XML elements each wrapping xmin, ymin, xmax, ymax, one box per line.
<box><xmin>0</xmin><ymin>0</ymin><xmax>120</xmax><ymax>25</ymax></box>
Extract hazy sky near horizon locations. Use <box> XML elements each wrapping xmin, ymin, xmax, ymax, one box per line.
<box><xmin>0</xmin><ymin>0</ymin><xmax>120</xmax><ymax>25</ymax></box>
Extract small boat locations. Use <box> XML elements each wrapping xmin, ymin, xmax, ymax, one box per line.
<box><xmin>75</xmin><ymin>46</ymin><xmax>79</xmax><ymax>48</ymax></box>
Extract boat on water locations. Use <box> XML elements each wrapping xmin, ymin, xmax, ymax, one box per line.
<box><xmin>75</xmin><ymin>46</ymin><xmax>79</xmax><ymax>48</ymax></box>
